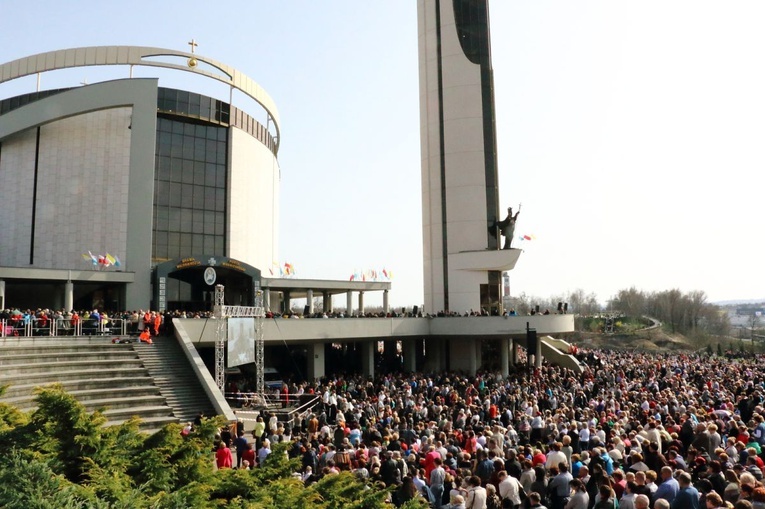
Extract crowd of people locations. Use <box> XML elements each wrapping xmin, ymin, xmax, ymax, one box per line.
<box><xmin>211</xmin><ymin>347</ymin><xmax>765</xmax><ymax>509</ymax></box>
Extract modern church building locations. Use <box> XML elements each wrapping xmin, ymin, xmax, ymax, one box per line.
<box><xmin>0</xmin><ymin>4</ymin><xmax>578</xmax><ymax>384</ymax></box>
<box><xmin>0</xmin><ymin>47</ymin><xmax>279</xmax><ymax>312</ymax></box>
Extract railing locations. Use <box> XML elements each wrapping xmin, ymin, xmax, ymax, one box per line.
<box><xmin>224</xmin><ymin>391</ymin><xmax>319</xmax><ymax>412</ymax></box>
<box><xmin>0</xmin><ymin>318</ymin><xmax>129</xmax><ymax>338</ymax></box>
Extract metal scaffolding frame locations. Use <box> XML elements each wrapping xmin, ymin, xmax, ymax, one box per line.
<box><xmin>213</xmin><ymin>285</ymin><xmax>266</xmax><ymax>395</ymax></box>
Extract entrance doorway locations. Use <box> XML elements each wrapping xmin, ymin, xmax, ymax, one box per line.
<box><xmin>153</xmin><ymin>256</ymin><xmax>261</xmax><ymax>313</ymax></box>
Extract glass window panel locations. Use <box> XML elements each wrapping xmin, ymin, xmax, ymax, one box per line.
<box><xmin>168</xmin><ymin>208</ymin><xmax>181</xmax><ymax>231</ymax></box>
<box><xmin>217</xmin><ymin>146</ymin><xmax>227</xmax><ymax>164</ymax></box>
<box><xmin>169</xmin><ymin>182</ymin><xmax>182</xmax><ymax>208</ymax></box>
<box><xmin>215</xmin><ymin>188</ymin><xmax>226</xmax><ymax>212</ymax></box>
<box><xmin>170</xmin><ymin>143</ymin><xmax>183</xmax><ymax>159</ymax></box>
<box><xmin>170</xmin><ymin>159</ymin><xmax>183</xmax><ymax>183</ymax></box>
<box><xmin>188</xmin><ymin>94</ymin><xmax>201</xmax><ymax>117</ymax></box>
<box><xmin>171</xmin><ymin>132</ymin><xmax>183</xmax><ymax>146</ymax></box>
<box><xmin>194</xmin><ymin>164</ymin><xmax>205</xmax><ymax>185</ymax></box>
<box><xmin>157</xmin><ymin>156</ymin><xmax>171</xmax><ymax>181</ymax></box>
<box><xmin>180</xmin><ymin>209</ymin><xmax>192</xmax><ymax>232</ymax></box>
<box><xmin>168</xmin><ymin>231</ymin><xmax>180</xmax><ymax>248</ymax></box>
<box><xmin>214</xmin><ymin>212</ymin><xmax>225</xmax><ymax>236</ymax></box>
<box><xmin>194</xmin><ymin>139</ymin><xmax>205</xmax><ymax>161</ymax></box>
<box><xmin>154</xmin><ymin>245</ymin><xmax>168</xmax><ymax>260</ymax></box>
<box><xmin>172</xmin><ymin>119</ymin><xmax>184</xmax><ymax>134</ymax></box>
<box><xmin>205</xmin><ymin>163</ymin><xmax>217</xmax><ymax>187</ymax></box>
<box><xmin>200</xmin><ymin>98</ymin><xmax>211</xmax><ymax>120</ymax></box>
<box><xmin>155</xmin><ymin>207</ymin><xmax>169</xmax><ymax>230</ymax></box>
<box><xmin>205</xmin><ymin>144</ymin><xmax>217</xmax><ymax>163</ymax></box>
<box><xmin>181</xmin><ymin>183</ymin><xmax>193</xmax><ymax>207</ymax></box>
<box><xmin>182</xmin><ymin>140</ymin><xmax>194</xmax><ymax>159</ymax></box>
<box><xmin>215</xmin><ymin>166</ymin><xmax>226</xmax><ymax>188</ymax></box>
<box><xmin>183</xmin><ymin>122</ymin><xmax>194</xmax><ymax>136</ymax></box>
<box><xmin>192</xmin><ymin>234</ymin><xmax>203</xmax><ymax>255</ymax></box>
<box><xmin>204</xmin><ymin>211</ymin><xmax>215</xmax><ymax>234</ymax></box>
<box><xmin>204</xmin><ymin>187</ymin><xmax>215</xmax><ymax>210</ymax></box>
<box><xmin>155</xmin><ymin>181</ymin><xmax>169</xmax><ymax>206</ymax></box>
<box><xmin>180</xmin><ymin>235</ymin><xmax>192</xmax><ymax>257</ymax></box>
<box><xmin>203</xmin><ymin>235</ymin><xmax>215</xmax><ymax>254</ymax></box>
<box><xmin>214</xmin><ymin>237</ymin><xmax>224</xmax><ymax>255</ymax></box>
<box><xmin>193</xmin><ymin>185</ymin><xmax>205</xmax><ymax>209</ymax></box>
<box><xmin>192</xmin><ymin>210</ymin><xmax>204</xmax><ymax>224</ymax></box>
<box><xmin>158</xmin><ymin>132</ymin><xmax>171</xmax><ymax>155</ymax></box>
<box><xmin>154</xmin><ymin>231</ymin><xmax>168</xmax><ymax>246</ymax></box>
<box><xmin>181</xmin><ymin>161</ymin><xmax>194</xmax><ymax>184</ymax></box>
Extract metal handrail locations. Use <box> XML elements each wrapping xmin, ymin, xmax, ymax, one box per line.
<box><xmin>0</xmin><ymin>317</ymin><xmax>127</xmax><ymax>337</ymax></box>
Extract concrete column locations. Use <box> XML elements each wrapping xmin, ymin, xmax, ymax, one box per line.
<box><xmin>307</xmin><ymin>342</ymin><xmax>325</xmax><ymax>380</ymax></box>
<box><xmin>283</xmin><ymin>290</ymin><xmax>291</xmax><ymax>314</ymax></box>
<box><xmin>358</xmin><ymin>291</ymin><xmax>365</xmax><ymax>316</ymax></box>
<box><xmin>449</xmin><ymin>338</ymin><xmax>477</xmax><ymax>375</ymax></box>
<box><xmin>510</xmin><ymin>338</ymin><xmax>518</xmax><ymax>365</ymax></box>
<box><xmin>263</xmin><ymin>290</ymin><xmax>271</xmax><ymax>312</ymax></box>
<box><xmin>306</xmin><ymin>289</ymin><xmax>314</xmax><ymax>315</ymax></box>
<box><xmin>383</xmin><ymin>290</ymin><xmax>390</xmax><ymax>314</ymax></box>
<box><xmin>535</xmin><ymin>338</ymin><xmax>543</xmax><ymax>368</ymax></box>
<box><xmin>346</xmin><ymin>291</ymin><xmax>353</xmax><ymax>316</ymax></box>
<box><xmin>361</xmin><ymin>341</ymin><xmax>375</xmax><ymax>379</ymax></box>
<box><xmin>403</xmin><ymin>338</ymin><xmax>417</xmax><ymax>373</ymax></box>
<box><xmin>323</xmin><ymin>291</ymin><xmax>331</xmax><ymax>313</ymax></box>
<box><xmin>475</xmin><ymin>339</ymin><xmax>482</xmax><ymax>370</ymax></box>
<box><xmin>424</xmin><ymin>338</ymin><xmax>443</xmax><ymax>372</ymax></box>
<box><xmin>500</xmin><ymin>338</ymin><xmax>509</xmax><ymax>378</ymax></box>
<box><xmin>0</xmin><ymin>280</ymin><xmax>5</xmax><ymax>310</ymax></box>
<box><xmin>64</xmin><ymin>281</ymin><xmax>74</xmax><ymax>312</ymax></box>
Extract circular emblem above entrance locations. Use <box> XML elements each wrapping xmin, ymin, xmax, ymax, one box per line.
<box><xmin>204</xmin><ymin>267</ymin><xmax>217</xmax><ymax>286</ymax></box>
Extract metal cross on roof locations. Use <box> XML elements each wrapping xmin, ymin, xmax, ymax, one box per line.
<box><xmin>188</xmin><ymin>39</ymin><xmax>198</xmax><ymax>54</ymax></box>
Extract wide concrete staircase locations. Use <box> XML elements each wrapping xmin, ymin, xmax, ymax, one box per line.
<box><xmin>0</xmin><ymin>336</ymin><xmax>216</xmax><ymax>432</ymax></box>
<box><xmin>133</xmin><ymin>337</ymin><xmax>216</xmax><ymax>425</ymax></box>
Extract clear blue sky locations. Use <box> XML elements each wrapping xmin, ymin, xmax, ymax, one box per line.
<box><xmin>2</xmin><ymin>1</ymin><xmax>764</xmax><ymax>308</ymax></box>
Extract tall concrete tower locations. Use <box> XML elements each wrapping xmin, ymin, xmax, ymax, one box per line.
<box><xmin>418</xmin><ymin>0</ymin><xmax>520</xmax><ymax>314</ymax></box>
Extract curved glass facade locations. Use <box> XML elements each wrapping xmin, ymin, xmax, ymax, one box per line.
<box><xmin>152</xmin><ymin>115</ymin><xmax>228</xmax><ymax>263</ymax></box>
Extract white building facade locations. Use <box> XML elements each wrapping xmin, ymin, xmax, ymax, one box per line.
<box><xmin>0</xmin><ymin>46</ymin><xmax>280</xmax><ymax>311</ymax></box>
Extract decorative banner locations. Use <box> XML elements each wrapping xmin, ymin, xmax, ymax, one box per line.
<box><xmin>350</xmin><ymin>268</ymin><xmax>393</xmax><ymax>282</ymax></box>
<box><xmin>82</xmin><ymin>251</ymin><xmax>122</xmax><ymax>270</ymax></box>
<box><xmin>268</xmin><ymin>261</ymin><xmax>296</xmax><ymax>278</ymax></box>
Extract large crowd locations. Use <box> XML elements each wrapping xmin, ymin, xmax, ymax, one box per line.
<box><xmin>211</xmin><ymin>348</ymin><xmax>765</xmax><ymax>509</ymax></box>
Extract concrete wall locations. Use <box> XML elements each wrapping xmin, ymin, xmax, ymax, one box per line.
<box><xmin>0</xmin><ymin>129</ymin><xmax>36</xmax><ymax>265</ymax></box>
<box><xmin>540</xmin><ymin>338</ymin><xmax>583</xmax><ymax>373</ymax></box>
<box><xmin>228</xmin><ymin>127</ymin><xmax>279</xmax><ymax>271</ymax></box>
<box><xmin>180</xmin><ymin>314</ymin><xmax>575</xmax><ymax>346</ymax></box>
<box><xmin>0</xmin><ymin>108</ymin><xmax>132</xmax><ymax>269</ymax></box>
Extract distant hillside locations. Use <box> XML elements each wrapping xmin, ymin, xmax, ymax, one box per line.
<box><xmin>714</xmin><ymin>299</ymin><xmax>765</xmax><ymax>306</ymax></box>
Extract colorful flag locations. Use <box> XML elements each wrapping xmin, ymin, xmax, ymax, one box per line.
<box><xmin>105</xmin><ymin>253</ymin><xmax>116</xmax><ymax>266</ymax></box>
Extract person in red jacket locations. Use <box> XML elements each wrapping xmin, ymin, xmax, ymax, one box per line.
<box><xmin>70</xmin><ymin>311</ymin><xmax>80</xmax><ymax>335</ymax></box>
<box><xmin>152</xmin><ymin>312</ymin><xmax>161</xmax><ymax>336</ymax></box>
<box><xmin>139</xmin><ymin>329</ymin><xmax>153</xmax><ymax>344</ymax></box>
<box><xmin>216</xmin><ymin>442</ymin><xmax>233</xmax><ymax>469</ymax></box>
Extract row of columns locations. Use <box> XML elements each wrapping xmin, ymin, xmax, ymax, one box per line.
<box><xmin>270</xmin><ymin>289</ymin><xmax>390</xmax><ymax>316</ymax></box>
<box><xmin>304</xmin><ymin>336</ymin><xmax>543</xmax><ymax>381</ymax></box>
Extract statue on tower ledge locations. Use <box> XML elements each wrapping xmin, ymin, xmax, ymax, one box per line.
<box><xmin>496</xmin><ymin>204</ymin><xmax>521</xmax><ymax>250</ymax></box>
